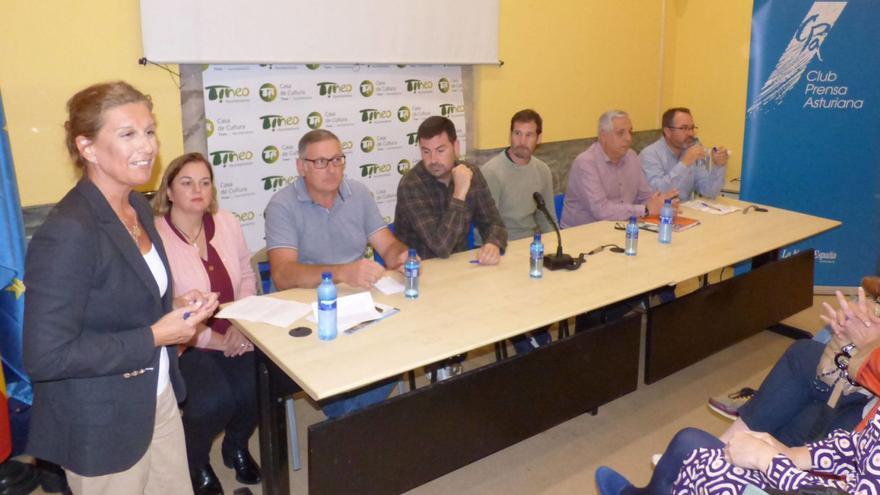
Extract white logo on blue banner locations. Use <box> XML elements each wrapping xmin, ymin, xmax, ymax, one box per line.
<box><xmin>747</xmin><ymin>2</ymin><xmax>845</xmax><ymax>113</ymax></box>
<box><xmin>741</xmin><ymin>1</ymin><xmax>880</xmax><ymax>288</ymax></box>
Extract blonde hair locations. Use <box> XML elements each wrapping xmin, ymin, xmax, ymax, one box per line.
<box><xmin>152</xmin><ymin>152</ymin><xmax>218</xmax><ymax>216</ymax></box>
<box><xmin>65</xmin><ymin>81</ymin><xmax>153</xmax><ymax>175</ymax></box>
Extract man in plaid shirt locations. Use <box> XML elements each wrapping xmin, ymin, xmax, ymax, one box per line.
<box><xmin>394</xmin><ymin>116</ymin><xmax>508</xmax><ymax>381</ymax></box>
<box><xmin>394</xmin><ymin>116</ymin><xmax>507</xmax><ymax>264</ymax></box>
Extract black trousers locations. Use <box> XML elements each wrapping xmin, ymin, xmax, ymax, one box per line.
<box><xmin>179</xmin><ymin>349</ymin><xmax>258</xmax><ymax>472</ymax></box>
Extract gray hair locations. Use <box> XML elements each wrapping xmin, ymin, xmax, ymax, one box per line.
<box><xmin>298</xmin><ymin>129</ymin><xmax>340</xmax><ymax>157</ymax></box>
<box><xmin>597</xmin><ymin>110</ymin><xmax>629</xmax><ymax>135</ymax></box>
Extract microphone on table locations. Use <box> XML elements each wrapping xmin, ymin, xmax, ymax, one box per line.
<box><xmin>532</xmin><ymin>192</ymin><xmax>580</xmax><ymax>271</ymax></box>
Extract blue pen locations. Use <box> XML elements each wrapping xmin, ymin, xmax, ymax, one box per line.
<box><xmin>183</xmin><ymin>312</ymin><xmax>191</xmax><ymax>320</ymax></box>
<box><xmin>469</xmin><ymin>259</ymin><xmax>480</xmax><ymax>264</ymax></box>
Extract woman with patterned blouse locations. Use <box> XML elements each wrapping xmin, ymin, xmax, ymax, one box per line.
<box><xmin>597</xmin><ymin>288</ymin><xmax>880</xmax><ymax>495</ymax></box>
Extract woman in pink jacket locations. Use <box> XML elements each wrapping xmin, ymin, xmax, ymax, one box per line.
<box><xmin>152</xmin><ymin>152</ymin><xmax>259</xmax><ymax>495</ymax></box>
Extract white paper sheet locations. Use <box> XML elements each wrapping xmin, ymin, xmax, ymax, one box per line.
<box><xmin>374</xmin><ymin>276</ymin><xmax>405</xmax><ymax>295</ymax></box>
<box><xmin>309</xmin><ymin>291</ymin><xmax>382</xmax><ymax>332</ymax></box>
<box><xmin>216</xmin><ymin>295</ymin><xmax>312</xmax><ymax>328</ymax></box>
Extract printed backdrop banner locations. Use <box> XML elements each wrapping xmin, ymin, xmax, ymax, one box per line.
<box><xmin>741</xmin><ymin>0</ymin><xmax>880</xmax><ymax>288</ymax></box>
<box><xmin>202</xmin><ymin>64</ymin><xmax>466</xmax><ymax>253</ymax></box>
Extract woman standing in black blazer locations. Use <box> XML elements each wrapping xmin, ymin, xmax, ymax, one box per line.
<box><xmin>23</xmin><ymin>81</ymin><xmax>218</xmax><ymax>494</ymax></box>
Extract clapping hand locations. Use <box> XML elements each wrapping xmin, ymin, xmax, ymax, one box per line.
<box><xmin>820</xmin><ymin>288</ymin><xmax>880</xmax><ymax>348</ymax></box>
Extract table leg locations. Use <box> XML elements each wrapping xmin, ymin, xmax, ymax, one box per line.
<box><xmin>256</xmin><ymin>349</ymin><xmax>290</xmax><ymax>495</ymax></box>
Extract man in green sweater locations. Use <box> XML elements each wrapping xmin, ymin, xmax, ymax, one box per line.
<box><xmin>482</xmin><ymin>109</ymin><xmax>557</xmax><ymax>241</ymax></box>
<box><xmin>481</xmin><ymin>109</ymin><xmax>555</xmax><ymax>354</ymax></box>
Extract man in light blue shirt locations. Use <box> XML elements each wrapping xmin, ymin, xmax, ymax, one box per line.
<box><xmin>640</xmin><ymin>107</ymin><xmax>729</xmax><ymax>201</ymax></box>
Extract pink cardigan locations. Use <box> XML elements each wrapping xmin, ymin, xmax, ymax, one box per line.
<box><xmin>155</xmin><ymin>209</ymin><xmax>257</xmax><ymax>348</ymax></box>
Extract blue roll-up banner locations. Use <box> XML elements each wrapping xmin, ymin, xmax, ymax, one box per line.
<box><xmin>742</xmin><ymin>1</ymin><xmax>880</xmax><ymax>289</ymax></box>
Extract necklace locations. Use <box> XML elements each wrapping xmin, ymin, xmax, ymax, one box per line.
<box><xmin>116</xmin><ymin>204</ymin><xmax>141</xmax><ymax>243</ymax></box>
<box><xmin>125</xmin><ymin>221</ymin><xmax>142</xmax><ymax>243</ymax></box>
<box><xmin>171</xmin><ymin>217</ymin><xmax>203</xmax><ymax>247</ymax></box>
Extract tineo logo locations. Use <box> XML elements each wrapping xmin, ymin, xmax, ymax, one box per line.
<box><xmin>359</xmin><ymin>80</ymin><xmax>375</xmax><ymax>97</ymax></box>
<box><xmin>259</xmin><ymin>114</ymin><xmax>300</xmax><ymax>130</ymax></box>
<box><xmin>341</xmin><ymin>140</ymin><xmax>354</xmax><ymax>151</ymax></box>
<box><xmin>438</xmin><ymin>78</ymin><xmax>450</xmax><ymax>93</ymax></box>
<box><xmin>205</xmin><ymin>85</ymin><xmax>250</xmax><ymax>102</ymax></box>
<box><xmin>259</xmin><ymin>83</ymin><xmax>277</xmax><ymax>102</ymax></box>
<box><xmin>359</xmin><ymin>109</ymin><xmax>392</xmax><ymax>123</ymax></box>
<box><xmin>397</xmin><ymin>106</ymin><xmax>411</xmax><ymax>122</ymax></box>
<box><xmin>360</xmin><ymin>163</ymin><xmax>392</xmax><ymax>178</ymax></box>
<box><xmin>262</xmin><ymin>146</ymin><xmax>280</xmax><ymax>164</ymax></box>
<box><xmin>397</xmin><ymin>159</ymin><xmax>412</xmax><ymax>174</ymax></box>
<box><xmin>316</xmin><ymin>82</ymin><xmax>352</xmax><ymax>97</ymax></box>
<box><xmin>307</xmin><ymin>112</ymin><xmax>324</xmax><ymax>129</ymax></box>
<box><xmin>209</xmin><ymin>150</ymin><xmax>254</xmax><ymax>167</ymax></box>
<box><xmin>407</xmin><ymin>132</ymin><xmax>418</xmax><ymax>145</ymax></box>
<box><xmin>233</xmin><ymin>211</ymin><xmax>256</xmax><ymax>222</ymax></box>
<box><xmin>405</xmin><ymin>79</ymin><xmax>433</xmax><ymax>92</ymax></box>
<box><xmin>360</xmin><ymin>136</ymin><xmax>376</xmax><ymax>153</ymax></box>
<box><xmin>262</xmin><ymin>175</ymin><xmax>295</xmax><ymax>191</ymax></box>
<box><xmin>439</xmin><ymin>103</ymin><xmax>464</xmax><ymax>117</ymax></box>
<box><xmin>206</xmin><ymin>119</ymin><xmax>215</xmax><ymax>138</ymax></box>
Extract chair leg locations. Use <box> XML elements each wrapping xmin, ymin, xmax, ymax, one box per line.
<box><xmin>408</xmin><ymin>370</ymin><xmax>416</xmax><ymax>390</ymax></box>
<box><xmin>285</xmin><ymin>397</ymin><xmax>302</xmax><ymax>471</ymax></box>
<box><xmin>558</xmin><ymin>319</ymin><xmax>570</xmax><ymax>339</ymax></box>
<box><xmin>494</xmin><ymin>341</ymin><xmax>508</xmax><ymax>361</ymax></box>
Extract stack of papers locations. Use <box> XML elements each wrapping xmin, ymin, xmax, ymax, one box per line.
<box><xmin>216</xmin><ymin>288</ymin><xmax>401</xmax><ymax>334</ymax></box>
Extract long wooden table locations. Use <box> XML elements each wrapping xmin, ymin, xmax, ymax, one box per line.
<box><xmin>233</xmin><ymin>199</ymin><xmax>839</xmax><ymax>495</ymax></box>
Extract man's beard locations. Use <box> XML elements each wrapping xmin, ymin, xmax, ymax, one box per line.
<box><xmin>511</xmin><ymin>145</ymin><xmax>531</xmax><ymax>161</ymax></box>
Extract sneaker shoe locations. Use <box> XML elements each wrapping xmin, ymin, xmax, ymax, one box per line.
<box><xmin>449</xmin><ymin>363</ymin><xmax>464</xmax><ymax>377</ymax></box>
<box><xmin>595</xmin><ymin>466</ymin><xmax>633</xmax><ymax>495</ymax></box>
<box><xmin>708</xmin><ymin>387</ymin><xmax>756</xmax><ymax>420</ymax></box>
<box><xmin>435</xmin><ymin>366</ymin><xmax>450</xmax><ymax>381</ymax></box>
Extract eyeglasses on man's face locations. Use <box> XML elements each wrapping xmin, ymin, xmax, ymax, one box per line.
<box><xmin>302</xmin><ymin>155</ymin><xmax>346</xmax><ymax>169</ymax></box>
<box><xmin>666</xmin><ymin>125</ymin><xmax>699</xmax><ymax>132</ymax></box>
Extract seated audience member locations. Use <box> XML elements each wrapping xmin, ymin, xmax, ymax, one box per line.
<box><xmin>709</xmin><ymin>279</ymin><xmax>880</xmax><ymax>448</ymax></box>
<box><xmin>265</xmin><ymin>129</ymin><xmax>409</xmax><ymax>416</ymax></box>
<box><xmin>561</xmin><ymin>110</ymin><xmax>677</xmax><ymax>228</ymax></box>
<box><xmin>596</xmin><ymin>289</ymin><xmax>880</xmax><ymax>495</ymax></box>
<box><xmin>639</xmin><ymin>107</ymin><xmax>728</xmax><ymax>201</ymax></box>
<box><xmin>482</xmin><ymin>108</ymin><xmax>554</xmax><ymax>354</ymax></box>
<box><xmin>395</xmin><ymin>116</ymin><xmax>508</xmax><ymax>378</ymax></box>
<box><xmin>152</xmin><ymin>153</ymin><xmax>260</xmax><ymax>494</ymax></box>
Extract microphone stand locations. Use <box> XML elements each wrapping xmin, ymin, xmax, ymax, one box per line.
<box><xmin>533</xmin><ymin>193</ymin><xmax>579</xmax><ymax>271</ymax></box>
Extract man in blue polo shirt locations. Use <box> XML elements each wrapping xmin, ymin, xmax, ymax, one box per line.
<box><xmin>265</xmin><ymin>128</ymin><xmax>410</xmax><ymax>417</ymax></box>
